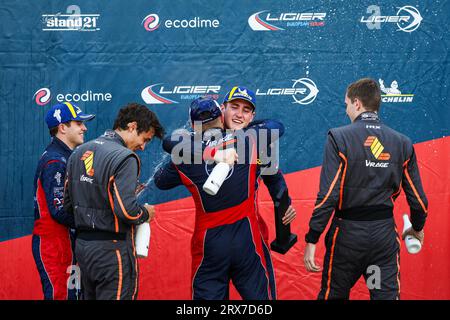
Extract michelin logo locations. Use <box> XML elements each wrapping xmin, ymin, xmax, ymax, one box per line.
<box><xmin>379</xmin><ymin>79</ymin><xmax>414</xmax><ymax>103</ymax></box>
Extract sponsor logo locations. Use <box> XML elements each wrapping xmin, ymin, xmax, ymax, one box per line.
<box><xmin>54</xmin><ymin>172</ymin><xmax>62</xmax><ymax>185</ymax></box>
<box><xmin>364</xmin><ymin>136</ymin><xmax>390</xmax><ymax>167</ymax></box>
<box><xmin>53</xmin><ymin>197</ymin><xmax>62</xmax><ymax>209</ymax></box>
<box><xmin>142</xmin><ymin>14</ymin><xmax>160</xmax><ymax>31</ymax></box>
<box><xmin>361</xmin><ymin>5</ymin><xmax>422</xmax><ymax>33</ymax></box>
<box><xmin>232</xmin><ymin>88</ymin><xmax>253</xmax><ymax>101</ymax></box>
<box><xmin>141</xmin><ymin>84</ymin><xmax>220</xmax><ymax>104</ymax></box>
<box><xmin>248</xmin><ymin>10</ymin><xmax>326</xmax><ymax>31</ymax></box>
<box><xmin>33</xmin><ymin>88</ymin><xmax>112</xmax><ymax>105</ymax></box>
<box><xmin>34</xmin><ymin>88</ymin><xmax>52</xmax><ymax>106</ymax></box>
<box><xmin>256</xmin><ymin>77</ymin><xmax>319</xmax><ymax>105</ymax></box>
<box><xmin>80</xmin><ymin>151</ymin><xmax>95</xmax><ymax>176</ymax></box>
<box><xmin>53</xmin><ymin>109</ymin><xmax>62</xmax><ymax>123</ymax></box>
<box><xmin>41</xmin><ymin>5</ymin><xmax>100</xmax><ymax>32</ymax></box>
<box><xmin>80</xmin><ymin>174</ymin><xmax>94</xmax><ymax>184</ymax></box>
<box><xmin>366</xmin><ymin>125</ymin><xmax>381</xmax><ymax>130</ymax></box>
<box><xmin>142</xmin><ymin>13</ymin><xmax>220</xmax><ymax>31</ymax></box>
<box><xmin>378</xmin><ymin>79</ymin><xmax>414</xmax><ymax>103</ymax></box>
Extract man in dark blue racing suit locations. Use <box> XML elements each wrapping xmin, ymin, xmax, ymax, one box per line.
<box><xmin>155</xmin><ymin>90</ymin><xmax>293</xmax><ymax>299</ymax></box>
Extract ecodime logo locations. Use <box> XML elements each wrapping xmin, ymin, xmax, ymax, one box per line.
<box><xmin>248</xmin><ymin>10</ymin><xmax>326</xmax><ymax>31</ymax></box>
<box><xmin>361</xmin><ymin>5</ymin><xmax>422</xmax><ymax>33</ymax></box>
<box><xmin>142</xmin><ymin>13</ymin><xmax>220</xmax><ymax>31</ymax></box>
<box><xmin>256</xmin><ymin>78</ymin><xmax>319</xmax><ymax>105</ymax></box>
<box><xmin>34</xmin><ymin>88</ymin><xmax>52</xmax><ymax>106</ymax></box>
<box><xmin>33</xmin><ymin>88</ymin><xmax>112</xmax><ymax>105</ymax></box>
<box><xmin>141</xmin><ymin>84</ymin><xmax>221</xmax><ymax>104</ymax></box>
<box><xmin>41</xmin><ymin>5</ymin><xmax>100</xmax><ymax>32</ymax></box>
<box><xmin>142</xmin><ymin>14</ymin><xmax>160</xmax><ymax>31</ymax></box>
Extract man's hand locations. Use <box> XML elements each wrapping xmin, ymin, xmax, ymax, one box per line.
<box><xmin>144</xmin><ymin>204</ymin><xmax>155</xmax><ymax>222</ymax></box>
<box><xmin>402</xmin><ymin>227</ymin><xmax>424</xmax><ymax>245</ymax></box>
<box><xmin>282</xmin><ymin>205</ymin><xmax>296</xmax><ymax>225</ymax></box>
<box><xmin>304</xmin><ymin>243</ymin><xmax>321</xmax><ymax>272</ymax></box>
<box><xmin>214</xmin><ymin>148</ymin><xmax>238</xmax><ymax>166</ymax></box>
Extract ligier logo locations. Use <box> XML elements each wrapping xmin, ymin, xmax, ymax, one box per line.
<box><xmin>141</xmin><ymin>84</ymin><xmax>221</xmax><ymax>105</ymax></box>
<box><xmin>33</xmin><ymin>88</ymin><xmax>112</xmax><ymax>105</ymax></box>
<box><xmin>142</xmin><ymin>13</ymin><xmax>220</xmax><ymax>31</ymax></box>
<box><xmin>256</xmin><ymin>78</ymin><xmax>319</xmax><ymax>105</ymax></box>
<box><xmin>248</xmin><ymin>11</ymin><xmax>326</xmax><ymax>31</ymax></box>
<box><xmin>142</xmin><ymin>14</ymin><xmax>160</xmax><ymax>31</ymax></box>
<box><xmin>34</xmin><ymin>88</ymin><xmax>52</xmax><ymax>106</ymax></box>
<box><xmin>361</xmin><ymin>5</ymin><xmax>422</xmax><ymax>33</ymax></box>
<box><xmin>378</xmin><ymin>79</ymin><xmax>414</xmax><ymax>103</ymax></box>
<box><xmin>42</xmin><ymin>5</ymin><xmax>100</xmax><ymax>32</ymax></box>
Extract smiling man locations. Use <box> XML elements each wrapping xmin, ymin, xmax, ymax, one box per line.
<box><xmin>32</xmin><ymin>102</ymin><xmax>95</xmax><ymax>300</ymax></box>
<box><xmin>63</xmin><ymin>102</ymin><xmax>164</xmax><ymax>300</ymax></box>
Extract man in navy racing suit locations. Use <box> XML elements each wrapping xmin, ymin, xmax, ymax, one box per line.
<box><xmin>303</xmin><ymin>78</ymin><xmax>428</xmax><ymax>300</ymax></box>
<box><xmin>32</xmin><ymin>102</ymin><xmax>95</xmax><ymax>299</ymax></box>
<box><xmin>155</xmin><ymin>91</ymin><xmax>292</xmax><ymax>299</ymax></box>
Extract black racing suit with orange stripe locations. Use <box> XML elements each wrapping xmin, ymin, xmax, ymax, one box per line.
<box><xmin>305</xmin><ymin>112</ymin><xmax>428</xmax><ymax>300</ymax></box>
<box><xmin>64</xmin><ymin>130</ymin><xmax>150</xmax><ymax>300</ymax></box>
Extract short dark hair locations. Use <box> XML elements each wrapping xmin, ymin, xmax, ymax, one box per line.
<box><xmin>113</xmin><ymin>103</ymin><xmax>165</xmax><ymax>138</ymax></box>
<box><xmin>346</xmin><ymin>78</ymin><xmax>381</xmax><ymax>112</ymax></box>
<box><xmin>49</xmin><ymin>122</ymin><xmax>71</xmax><ymax>137</ymax></box>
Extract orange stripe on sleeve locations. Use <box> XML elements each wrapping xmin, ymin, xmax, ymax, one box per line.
<box><xmin>338</xmin><ymin>153</ymin><xmax>347</xmax><ymax>210</ymax></box>
<box><xmin>113</xmin><ymin>181</ymin><xmax>143</xmax><ymax>220</ymax></box>
<box><xmin>403</xmin><ymin>164</ymin><xmax>428</xmax><ymax>214</ymax></box>
<box><xmin>108</xmin><ymin>176</ymin><xmax>119</xmax><ymax>233</ymax></box>
<box><xmin>314</xmin><ymin>163</ymin><xmax>343</xmax><ymax>210</ymax></box>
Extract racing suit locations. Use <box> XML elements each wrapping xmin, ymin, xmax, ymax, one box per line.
<box><xmin>32</xmin><ymin>137</ymin><xmax>80</xmax><ymax>300</ymax></box>
<box><xmin>63</xmin><ymin>130</ymin><xmax>150</xmax><ymax>300</ymax></box>
<box><xmin>305</xmin><ymin>112</ymin><xmax>428</xmax><ymax>300</ymax></box>
<box><xmin>154</xmin><ymin>120</ymin><xmax>286</xmax><ymax>300</ymax></box>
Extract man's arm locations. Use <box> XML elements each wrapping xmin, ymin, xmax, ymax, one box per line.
<box><xmin>154</xmin><ymin>161</ymin><xmax>183</xmax><ymax>190</ymax></box>
<box><xmin>41</xmin><ymin>160</ymin><xmax>75</xmax><ymax>228</ymax></box>
<box><xmin>111</xmin><ymin>156</ymin><xmax>150</xmax><ymax>225</ymax></box>
<box><xmin>402</xmin><ymin>145</ymin><xmax>428</xmax><ymax>231</ymax></box>
<box><xmin>305</xmin><ymin>133</ymin><xmax>344</xmax><ymax>244</ymax></box>
<box><xmin>63</xmin><ymin>158</ymin><xmax>73</xmax><ymax>218</ymax></box>
<box><xmin>261</xmin><ymin>170</ymin><xmax>296</xmax><ymax>225</ymax></box>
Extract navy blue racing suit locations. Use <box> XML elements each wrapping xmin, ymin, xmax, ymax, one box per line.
<box><xmin>32</xmin><ymin>137</ymin><xmax>80</xmax><ymax>300</ymax></box>
<box><xmin>154</xmin><ymin>120</ymin><xmax>288</xmax><ymax>300</ymax></box>
<box><xmin>305</xmin><ymin>112</ymin><xmax>428</xmax><ymax>300</ymax></box>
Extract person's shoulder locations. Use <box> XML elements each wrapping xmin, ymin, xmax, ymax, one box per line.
<box><xmin>328</xmin><ymin>122</ymin><xmax>353</xmax><ymax>137</ymax></box>
<box><xmin>381</xmin><ymin>123</ymin><xmax>412</xmax><ymax>145</ymax></box>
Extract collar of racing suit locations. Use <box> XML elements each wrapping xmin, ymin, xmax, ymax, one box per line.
<box><xmin>102</xmin><ymin>129</ymin><xmax>127</xmax><ymax>147</ymax></box>
<box><xmin>354</xmin><ymin>111</ymin><xmax>380</xmax><ymax>122</ymax></box>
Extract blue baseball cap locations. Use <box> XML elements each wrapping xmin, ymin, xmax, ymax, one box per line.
<box><xmin>222</xmin><ymin>86</ymin><xmax>256</xmax><ymax>110</ymax></box>
<box><xmin>45</xmin><ymin>102</ymin><xmax>95</xmax><ymax>129</ymax></box>
<box><xmin>189</xmin><ymin>97</ymin><xmax>222</xmax><ymax>124</ymax></box>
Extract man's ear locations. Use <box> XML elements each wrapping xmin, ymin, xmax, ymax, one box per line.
<box><xmin>58</xmin><ymin>123</ymin><xmax>68</xmax><ymax>134</ymax></box>
<box><xmin>354</xmin><ymin>98</ymin><xmax>362</xmax><ymax>111</ymax></box>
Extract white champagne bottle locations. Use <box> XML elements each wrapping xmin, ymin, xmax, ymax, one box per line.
<box><xmin>402</xmin><ymin>214</ymin><xmax>422</xmax><ymax>254</ymax></box>
<box><xmin>135</xmin><ymin>221</ymin><xmax>151</xmax><ymax>258</ymax></box>
<box><xmin>203</xmin><ymin>162</ymin><xmax>231</xmax><ymax>196</ymax></box>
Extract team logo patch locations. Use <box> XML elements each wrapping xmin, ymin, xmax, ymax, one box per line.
<box><xmin>364</xmin><ymin>136</ymin><xmax>390</xmax><ymax>160</ymax></box>
<box><xmin>80</xmin><ymin>150</ymin><xmax>95</xmax><ymax>176</ymax></box>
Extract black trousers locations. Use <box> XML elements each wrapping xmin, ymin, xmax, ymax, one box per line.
<box><xmin>75</xmin><ymin>237</ymin><xmax>139</xmax><ymax>300</ymax></box>
<box><xmin>318</xmin><ymin>217</ymin><xmax>400</xmax><ymax>300</ymax></box>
